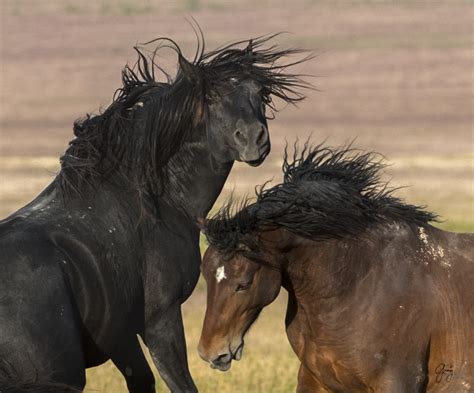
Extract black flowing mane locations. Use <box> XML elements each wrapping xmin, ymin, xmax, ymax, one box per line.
<box><xmin>58</xmin><ymin>33</ymin><xmax>311</xmax><ymax>202</ymax></box>
<box><xmin>203</xmin><ymin>143</ymin><xmax>438</xmax><ymax>254</ymax></box>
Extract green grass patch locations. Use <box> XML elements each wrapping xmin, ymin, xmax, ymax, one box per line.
<box><xmin>63</xmin><ymin>3</ymin><xmax>84</xmax><ymax>14</ymax></box>
<box><xmin>434</xmin><ymin>220</ymin><xmax>474</xmax><ymax>234</ymax></box>
<box><xmin>99</xmin><ymin>1</ymin><xmax>155</xmax><ymax>16</ymax></box>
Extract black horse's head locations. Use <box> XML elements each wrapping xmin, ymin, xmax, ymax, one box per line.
<box><xmin>205</xmin><ymin>78</ymin><xmax>269</xmax><ymax>166</ymax></box>
<box><xmin>59</xmin><ymin>34</ymin><xmax>311</xmax><ymax>200</ymax></box>
<box><xmin>171</xmin><ymin>34</ymin><xmax>310</xmax><ymax>167</ymax></box>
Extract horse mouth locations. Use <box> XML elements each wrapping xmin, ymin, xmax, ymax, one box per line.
<box><xmin>244</xmin><ymin>146</ymin><xmax>270</xmax><ymax>166</ymax></box>
<box><xmin>246</xmin><ymin>158</ymin><xmax>264</xmax><ymax>167</ymax></box>
<box><xmin>208</xmin><ymin>341</ymin><xmax>244</xmax><ymax>372</ymax></box>
<box><xmin>240</xmin><ymin>141</ymin><xmax>270</xmax><ymax>167</ymax></box>
<box><xmin>210</xmin><ymin>361</ymin><xmax>232</xmax><ymax>372</ymax></box>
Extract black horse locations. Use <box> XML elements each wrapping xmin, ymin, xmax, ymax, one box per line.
<box><xmin>0</xmin><ymin>360</ymin><xmax>81</xmax><ymax>393</ymax></box>
<box><xmin>0</xmin><ymin>34</ymin><xmax>309</xmax><ymax>392</ymax></box>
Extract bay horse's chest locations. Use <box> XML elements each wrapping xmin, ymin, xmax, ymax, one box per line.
<box><xmin>285</xmin><ymin>294</ymin><xmax>370</xmax><ymax>391</ymax></box>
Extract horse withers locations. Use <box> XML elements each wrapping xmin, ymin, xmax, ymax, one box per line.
<box><xmin>0</xmin><ymin>34</ymin><xmax>310</xmax><ymax>392</ymax></box>
<box><xmin>198</xmin><ymin>144</ymin><xmax>474</xmax><ymax>392</ymax></box>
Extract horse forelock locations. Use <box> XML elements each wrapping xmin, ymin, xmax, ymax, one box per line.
<box><xmin>197</xmin><ymin>33</ymin><xmax>312</xmax><ymax>110</ymax></box>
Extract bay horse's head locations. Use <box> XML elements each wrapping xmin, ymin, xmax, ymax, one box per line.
<box><xmin>198</xmin><ymin>246</ymin><xmax>281</xmax><ymax>371</ymax></box>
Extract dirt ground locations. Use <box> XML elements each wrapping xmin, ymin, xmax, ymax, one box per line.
<box><xmin>0</xmin><ymin>1</ymin><xmax>472</xmax><ymax>392</ymax></box>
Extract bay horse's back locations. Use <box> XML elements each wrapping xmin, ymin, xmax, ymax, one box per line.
<box><xmin>427</xmin><ymin>228</ymin><xmax>474</xmax><ymax>391</ymax></box>
<box><xmin>0</xmin><ymin>217</ymin><xmax>86</xmax><ymax>388</ymax></box>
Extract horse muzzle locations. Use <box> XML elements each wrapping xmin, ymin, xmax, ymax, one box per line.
<box><xmin>234</xmin><ymin>122</ymin><xmax>270</xmax><ymax>166</ymax></box>
<box><xmin>240</xmin><ymin>141</ymin><xmax>270</xmax><ymax>167</ymax></box>
<box><xmin>199</xmin><ymin>339</ymin><xmax>244</xmax><ymax>372</ymax></box>
<box><xmin>210</xmin><ymin>353</ymin><xmax>233</xmax><ymax>371</ymax></box>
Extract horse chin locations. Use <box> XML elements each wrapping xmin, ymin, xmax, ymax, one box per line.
<box><xmin>210</xmin><ymin>361</ymin><xmax>232</xmax><ymax>372</ymax></box>
<box><xmin>243</xmin><ymin>153</ymin><xmax>267</xmax><ymax>167</ymax></box>
<box><xmin>240</xmin><ymin>143</ymin><xmax>270</xmax><ymax>167</ymax></box>
<box><xmin>245</xmin><ymin>158</ymin><xmax>264</xmax><ymax>167</ymax></box>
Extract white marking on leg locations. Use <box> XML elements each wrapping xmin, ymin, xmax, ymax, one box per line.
<box><xmin>215</xmin><ymin>266</ymin><xmax>227</xmax><ymax>283</ymax></box>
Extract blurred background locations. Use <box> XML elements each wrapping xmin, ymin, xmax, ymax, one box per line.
<box><xmin>0</xmin><ymin>0</ymin><xmax>472</xmax><ymax>392</ymax></box>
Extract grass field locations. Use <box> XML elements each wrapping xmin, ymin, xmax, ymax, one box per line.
<box><xmin>84</xmin><ymin>283</ymin><xmax>300</xmax><ymax>393</ymax></box>
<box><xmin>0</xmin><ymin>0</ymin><xmax>472</xmax><ymax>392</ymax></box>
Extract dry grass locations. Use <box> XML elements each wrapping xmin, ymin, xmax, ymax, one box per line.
<box><xmin>0</xmin><ymin>0</ymin><xmax>472</xmax><ymax>391</ymax></box>
<box><xmin>85</xmin><ymin>289</ymin><xmax>299</xmax><ymax>393</ymax></box>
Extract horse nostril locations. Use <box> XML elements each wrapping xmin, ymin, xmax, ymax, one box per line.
<box><xmin>234</xmin><ymin>129</ymin><xmax>246</xmax><ymax>144</ymax></box>
<box><xmin>257</xmin><ymin>126</ymin><xmax>267</xmax><ymax>145</ymax></box>
<box><xmin>214</xmin><ymin>353</ymin><xmax>231</xmax><ymax>364</ymax></box>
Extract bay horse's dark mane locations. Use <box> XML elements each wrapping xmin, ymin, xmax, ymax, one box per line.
<box><xmin>203</xmin><ymin>143</ymin><xmax>438</xmax><ymax>254</ymax></box>
<box><xmin>58</xmin><ymin>33</ymin><xmax>311</xmax><ymax>202</ymax></box>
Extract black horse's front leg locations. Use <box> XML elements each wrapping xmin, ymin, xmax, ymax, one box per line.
<box><xmin>144</xmin><ymin>305</ymin><xmax>197</xmax><ymax>393</ymax></box>
<box><xmin>110</xmin><ymin>333</ymin><xmax>156</xmax><ymax>393</ymax></box>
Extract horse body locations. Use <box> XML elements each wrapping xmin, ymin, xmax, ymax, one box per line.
<box><xmin>283</xmin><ymin>224</ymin><xmax>473</xmax><ymax>392</ymax></box>
<box><xmin>0</xmin><ymin>138</ymin><xmax>236</xmax><ymax>392</ymax></box>
<box><xmin>198</xmin><ymin>144</ymin><xmax>473</xmax><ymax>392</ymax></box>
<box><xmin>0</xmin><ymin>36</ymin><xmax>308</xmax><ymax>392</ymax></box>
<box><xmin>0</xmin><ymin>179</ymin><xmax>146</xmax><ymax>379</ymax></box>
<box><xmin>0</xmin><ymin>144</ymin><xmax>233</xmax><ymax>392</ymax></box>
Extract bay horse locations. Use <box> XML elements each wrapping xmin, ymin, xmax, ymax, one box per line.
<box><xmin>198</xmin><ymin>144</ymin><xmax>473</xmax><ymax>392</ymax></box>
<box><xmin>0</xmin><ymin>34</ymin><xmax>309</xmax><ymax>392</ymax></box>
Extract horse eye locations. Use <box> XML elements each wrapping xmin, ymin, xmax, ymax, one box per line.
<box><xmin>235</xmin><ymin>282</ymin><xmax>251</xmax><ymax>292</ymax></box>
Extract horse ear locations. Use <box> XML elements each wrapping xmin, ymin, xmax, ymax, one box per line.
<box><xmin>179</xmin><ymin>54</ymin><xmax>198</xmax><ymax>82</ymax></box>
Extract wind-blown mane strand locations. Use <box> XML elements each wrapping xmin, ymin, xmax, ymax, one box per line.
<box><xmin>198</xmin><ymin>33</ymin><xmax>314</xmax><ymax>109</ymax></box>
<box><xmin>203</xmin><ymin>143</ymin><xmax>437</xmax><ymax>254</ymax></box>
<box><xmin>59</xmin><ymin>38</ymin><xmax>202</xmax><ymax>202</ymax></box>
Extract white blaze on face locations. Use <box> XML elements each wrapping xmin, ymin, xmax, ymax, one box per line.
<box><xmin>215</xmin><ymin>266</ymin><xmax>227</xmax><ymax>283</ymax></box>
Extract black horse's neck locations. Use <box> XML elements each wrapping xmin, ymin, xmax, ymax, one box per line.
<box><xmin>49</xmin><ymin>127</ymin><xmax>232</xmax><ymax>230</ymax></box>
<box><xmin>162</xmin><ymin>140</ymin><xmax>234</xmax><ymax>220</ymax></box>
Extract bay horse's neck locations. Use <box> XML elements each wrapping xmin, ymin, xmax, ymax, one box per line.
<box><xmin>280</xmin><ymin>224</ymin><xmax>421</xmax><ymax>303</ymax></box>
<box><xmin>279</xmin><ymin>234</ymin><xmax>374</xmax><ymax>302</ymax></box>
<box><xmin>161</xmin><ymin>141</ymin><xmax>234</xmax><ymax>219</ymax></box>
